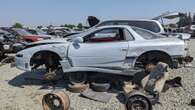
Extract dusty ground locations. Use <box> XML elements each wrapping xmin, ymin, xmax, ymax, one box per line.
<box><xmin>0</xmin><ymin>39</ymin><xmax>195</xmax><ymax>110</ymax></box>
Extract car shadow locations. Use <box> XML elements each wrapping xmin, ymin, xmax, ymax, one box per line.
<box><xmin>8</xmin><ymin>69</ymin><xmax>69</xmax><ymax>90</ymax></box>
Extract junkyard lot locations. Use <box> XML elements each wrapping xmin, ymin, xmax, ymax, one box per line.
<box><xmin>0</xmin><ymin>39</ymin><xmax>195</xmax><ymax>110</ymax></box>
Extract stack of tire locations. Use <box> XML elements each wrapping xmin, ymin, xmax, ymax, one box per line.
<box><xmin>90</xmin><ymin>77</ymin><xmax>111</xmax><ymax>92</ymax></box>
<box><xmin>67</xmin><ymin>73</ymin><xmax>111</xmax><ymax>93</ymax></box>
<box><xmin>67</xmin><ymin>72</ymin><xmax>89</xmax><ymax>93</ymax></box>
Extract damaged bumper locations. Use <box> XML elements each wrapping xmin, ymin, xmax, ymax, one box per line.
<box><xmin>15</xmin><ymin>54</ymin><xmax>31</xmax><ymax>71</ymax></box>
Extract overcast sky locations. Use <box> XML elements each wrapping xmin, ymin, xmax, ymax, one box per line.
<box><xmin>0</xmin><ymin>0</ymin><xmax>195</xmax><ymax>27</ymax></box>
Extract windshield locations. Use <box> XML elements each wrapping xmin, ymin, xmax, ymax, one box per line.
<box><xmin>66</xmin><ymin>27</ymin><xmax>97</xmax><ymax>41</ymax></box>
<box><xmin>14</xmin><ymin>29</ymin><xmax>33</xmax><ymax>36</ymax></box>
<box><xmin>132</xmin><ymin>27</ymin><xmax>165</xmax><ymax>40</ymax></box>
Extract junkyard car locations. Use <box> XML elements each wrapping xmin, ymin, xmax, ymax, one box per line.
<box><xmin>0</xmin><ymin>29</ymin><xmax>25</xmax><ymax>53</ymax></box>
<box><xmin>15</xmin><ymin>25</ymin><xmax>193</xmax><ymax>79</ymax></box>
<box><xmin>3</xmin><ymin>28</ymin><xmax>51</xmax><ymax>43</ymax></box>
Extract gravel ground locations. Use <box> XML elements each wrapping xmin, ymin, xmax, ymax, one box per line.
<box><xmin>0</xmin><ymin>39</ymin><xmax>195</xmax><ymax>110</ymax></box>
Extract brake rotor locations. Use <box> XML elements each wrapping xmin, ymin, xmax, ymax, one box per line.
<box><xmin>42</xmin><ymin>91</ymin><xmax>70</xmax><ymax>110</ymax></box>
<box><xmin>126</xmin><ymin>95</ymin><xmax>152</xmax><ymax>110</ymax></box>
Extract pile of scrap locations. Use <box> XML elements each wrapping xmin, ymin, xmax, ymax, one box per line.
<box><xmin>41</xmin><ymin>62</ymin><xmax>184</xmax><ymax>110</ymax></box>
<box><xmin>123</xmin><ymin>62</ymin><xmax>183</xmax><ymax>110</ymax></box>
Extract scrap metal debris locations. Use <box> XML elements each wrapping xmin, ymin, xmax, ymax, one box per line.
<box><xmin>0</xmin><ymin>56</ymin><xmax>15</xmax><ymax>66</ymax></box>
<box><xmin>81</xmin><ymin>89</ymin><xmax>112</xmax><ymax>103</ymax></box>
<box><xmin>162</xmin><ymin>76</ymin><xmax>183</xmax><ymax>92</ymax></box>
<box><xmin>123</xmin><ymin>62</ymin><xmax>169</xmax><ymax>110</ymax></box>
<box><xmin>42</xmin><ymin>91</ymin><xmax>70</xmax><ymax>110</ymax></box>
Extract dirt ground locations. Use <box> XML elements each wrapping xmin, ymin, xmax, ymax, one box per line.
<box><xmin>0</xmin><ymin>39</ymin><xmax>195</xmax><ymax>110</ymax></box>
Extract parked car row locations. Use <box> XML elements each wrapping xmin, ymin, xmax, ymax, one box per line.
<box><xmin>40</xmin><ymin>26</ymin><xmax>81</xmax><ymax>38</ymax></box>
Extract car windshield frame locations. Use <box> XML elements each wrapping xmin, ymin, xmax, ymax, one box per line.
<box><xmin>66</xmin><ymin>27</ymin><xmax>99</xmax><ymax>41</ymax></box>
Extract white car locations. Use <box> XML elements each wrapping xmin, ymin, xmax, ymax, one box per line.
<box><xmin>15</xmin><ymin>25</ymin><xmax>193</xmax><ymax>82</ymax></box>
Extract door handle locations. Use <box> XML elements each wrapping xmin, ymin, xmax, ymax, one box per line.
<box><xmin>121</xmin><ymin>48</ymin><xmax>128</xmax><ymax>51</ymax></box>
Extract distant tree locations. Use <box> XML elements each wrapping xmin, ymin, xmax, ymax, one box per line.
<box><xmin>12</xmin><ymin>22</ymin><xmax>23</xmax><ymax>28</ymax></box>
<box><xmin>77</xmin><ymin>23</ymin><xmax>83</xmax><ymax>30</ymax></box>
<box><xmin>64</xmin><ymin>24</ymin><xmax>76</xmax><ymax>29</ymax></box>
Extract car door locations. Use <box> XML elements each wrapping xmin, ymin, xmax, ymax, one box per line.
<box><xmin>68</xmin><ymin>27</ymin><xmax>129</xmax><ymax>69</ymax></box>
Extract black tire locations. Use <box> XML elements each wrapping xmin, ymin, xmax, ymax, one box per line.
<box><xmin>91</xmin><ymin>82</ymin><xmax>110</xmax><ymax>92</ymax></box>
<box><xmin>126</xmin><ymin>95</ymin><xmax>152</xmax><ymax>110</ymax></box>
<box><xmin>68</xmin><ymin>72</ymin><xmax>87</xmax><ymax>85</ymax></box>
<box><xmin>91</xmin><ymin>78</ymin><xmax>111</xmax><ymax>92</ymax></box>
<box><xmin>67</xmin><ymin>83</ymin><xmax>89</xmax><ymax>93</ymax></box>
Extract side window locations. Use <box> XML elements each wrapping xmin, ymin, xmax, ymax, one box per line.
<box><xmin>84</xmin><ymin>28</ymin><xmax>125</xmax><ymax>43</ymax></box>
<box><xmin>123</xmin><ymin>29</ymin><xmax>134</xmax><ymax>41</ymax></box>
<box><xmin>132</xmin><ymin>27</ymin><xmax>159</xmax><ymax>39</ymax></box>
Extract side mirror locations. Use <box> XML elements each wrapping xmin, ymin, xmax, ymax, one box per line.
<box><xmin>73</xmin><ymin>37</ymin><xmax>83</xmax><ymax>44</ymax></box>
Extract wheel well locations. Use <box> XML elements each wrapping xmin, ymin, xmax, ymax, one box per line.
<box><xmin>30</xmin><ymin>51</ymin><xmax>62</xmax><ymax>69</ymax></box>
<box><xmin>135</xmin><ymin>50</ymin><xmax>173</xmax><ymax>68</ymax></box>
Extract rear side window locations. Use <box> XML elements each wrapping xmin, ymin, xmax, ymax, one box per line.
<box><xmin>98</xmin><ymin>21</ymin><xmax>161</xmax><ymax>33</ymax></box>
<box><xmin>132</xmin><ymin>27</ymin><xmax>165</xmax><ymax>40</ymax></box>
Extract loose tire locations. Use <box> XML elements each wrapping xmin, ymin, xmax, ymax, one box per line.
<box><xmin>91</xmin><ymin>82</ymin><xmax>111</xmax><ymax>92</ymax></box>
<box><xmin>67</xmin><ymin>83</ymin><xmax>89</xmax><ymax>93</ymax></box>
<box><xmin>90</xmin><ymin>78</ymin><xmax>111</xmax><ymax>92</ymax></box>
<box><xmin>68</xmin><ymin>72</ymin><xmax>87</xmax><ymax>85</ymax></box>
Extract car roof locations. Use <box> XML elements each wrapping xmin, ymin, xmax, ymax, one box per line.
<box><xmin>99</xmin><ymin>19</ymin><xmax>160</xmax><ymax>24</ymax></box>
<box><xmin>96</xmin><ymin>19</ymin><xmax>164</xmax><ymax>33</ymax></box>
<box><xmin>97</xmin><ymin>25</ymin><xmax>132</xmax><ymax>29</ymax></box>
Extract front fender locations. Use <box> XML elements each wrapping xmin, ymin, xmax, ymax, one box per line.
<box><xmin>18</xmin><ymin>43</ymin><xmax>69</xmax><ymax>59</ymax></box>
<box><xmin>16</xmin><ymin>43</ymin><xmax>69</xmax><ymax>71</ymax></box>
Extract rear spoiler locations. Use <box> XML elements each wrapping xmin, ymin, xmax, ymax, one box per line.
<box><xmin>161</xmin><ymin>33</ymin><xmax>191</xmax><ymax>40</ymax></box>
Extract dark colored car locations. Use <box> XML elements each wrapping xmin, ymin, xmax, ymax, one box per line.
<box><xmin>0</xmin><ymin>29</ymin><xmax>25</xmax><ymax>53</ymax></box>
<box><xmin>12</xmin><ymin>28</ymin><xmax>51</xmax><ymax>42</ymax></box>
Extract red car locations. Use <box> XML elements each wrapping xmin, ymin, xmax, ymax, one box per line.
<box><xmin>12</xmin><ymin>28</ymin><xmax>51</xmax><ymax>42</ymax></box>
